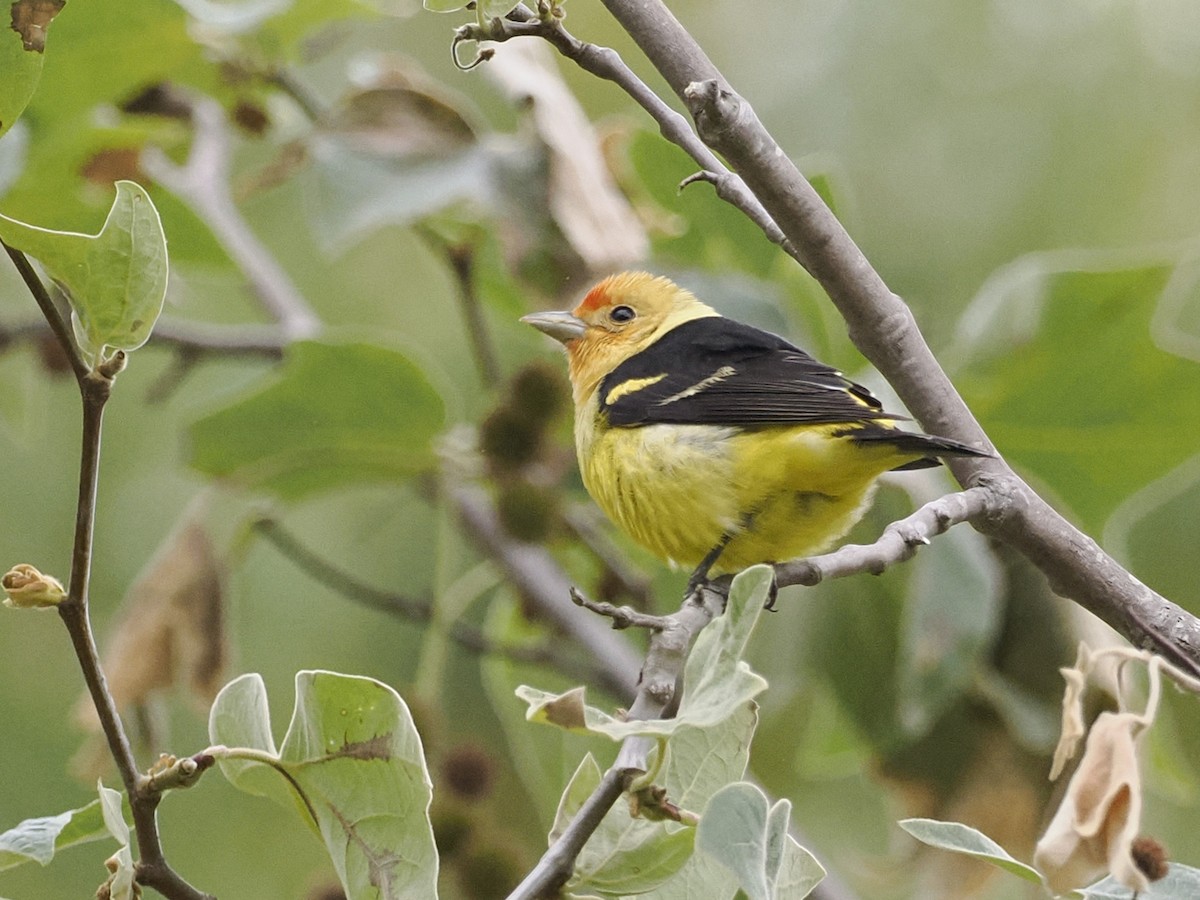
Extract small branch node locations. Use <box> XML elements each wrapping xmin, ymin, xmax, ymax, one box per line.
<box><xmin>571</xmin><ymin>588</ymin><xmax>670</xmax><ymax>630</ymax></box>
<box><xmin>642</xmin><ymin>676</ymin><xmax>677</xmax><ymax>708</ymax></box>
<box><xmin>95</xmin><ymin>350</ymin><xmax>127</xmax><ymax>381</ymax></box>
<box><xmin>144</xmin><ymin>752</ymin><xmax>213</xmax><ymax>793</ymax></box>
<box><xmin>679</xmin><ymin>170</ymin><xmax>718</xmax><ymax>191</ymax></box>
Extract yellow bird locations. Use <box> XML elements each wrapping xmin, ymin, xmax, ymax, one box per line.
<box><xmin>522</xmin><ymin>272</ymin><xmax>988</xmax><ymax>589</ymax></box>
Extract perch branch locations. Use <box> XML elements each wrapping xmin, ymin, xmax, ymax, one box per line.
<box><xmin>776</xmin><ymin>487</ymin><xmax>992</xmax><ymax>587</ymax></box>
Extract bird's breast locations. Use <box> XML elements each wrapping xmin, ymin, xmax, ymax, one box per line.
<box><xmin>575</xmin><ymin>395</ymin><xmax>741</xmax><ymax>567</ymax></box>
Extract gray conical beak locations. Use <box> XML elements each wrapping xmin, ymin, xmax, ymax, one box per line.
<box><xmin>521</xmin><ymin>310</ymin><xmax>587</xmax><ymax>344</ymax></box>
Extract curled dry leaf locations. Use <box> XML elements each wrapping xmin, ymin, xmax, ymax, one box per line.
<box><xmin>1049</xmin><ymin>663</ymin><xmax>1089</xmax><ymax>780</ymax></box>
<box><xmin>75</xmin><ymin>518</ymin><xmax>226</xmax><ymax>735</ymax></box>
<box><xmin>485</xmin><ymin>40</ymin><xmax>648</xmax><ymax>274</ymax></box>
<box><xmin>1034</xmin><ymin>709</ymin><xmax>1150</xmax><ymax>894</ymax></box>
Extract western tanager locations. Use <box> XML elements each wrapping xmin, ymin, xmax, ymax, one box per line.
<box><xmin>523</xmin><ymin>271</ymin><xmax>988</xmax><ymax>588</ymax></box>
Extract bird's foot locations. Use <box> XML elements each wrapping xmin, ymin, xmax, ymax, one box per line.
<box><xmin>762</xmin><ymin>570</ymin><xmax>780</xmax><ymax>612</ymax></box>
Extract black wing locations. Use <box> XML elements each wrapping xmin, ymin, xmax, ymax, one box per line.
<box><xmin>598</xmin><ymin>317</ymin><xmax>889</xmax><ymax>427</ymax></box>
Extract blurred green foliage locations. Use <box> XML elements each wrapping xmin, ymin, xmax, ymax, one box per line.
<box><xmin>2</xmin><ymin>0</ymin><xmax>1200</xmax><ymax>898</ymax></box>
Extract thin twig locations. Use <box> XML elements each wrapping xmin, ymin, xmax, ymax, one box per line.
<box><xmin>5</xmin><ymin>249</ymin><xmax>215</xmax><ymax>899</ymax></box>
<box><xmin>414</xmin><ymin>228</ymin><xmax>502</xmax><ymax>385</ymax></box>
<box><xmin>2</xmin><ymin>242</ymin><xmax>89</xmax><ymax>379</ymax></box>
<box><xmin>253</xmin><ymin>517</ymin><xmax>610</xmax><ymax>685</ymax></box>
<box><xmin>58</xmin><ymin>379</ymin><xmax>212</xmax><ymax>900</ymax></box>
<box><xmin>507</xmin><ymin>582</ymin><xmax>724</xmax><ymax>900</ymax></box>
<box><xmin>458</xmin><ymin>5</ymin><xmax>795</xmax><ymax>258</ymax></box>
<box><xmin>140</xmin><ymin>95</ymin><xmax>321</xmax><ymax>341</ymax></box>
<box><xmin>569</xmin><ymin>587</ymin><xmax>670</xmax><ymax>630</ymax></box>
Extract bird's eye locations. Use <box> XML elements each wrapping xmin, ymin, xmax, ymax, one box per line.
<box><xmin>609</xmin><ymin>305</ymin><xmax>636</xmax><ymax>323</ymax></box>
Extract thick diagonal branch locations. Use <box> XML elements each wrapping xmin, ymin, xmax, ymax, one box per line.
<box><xmin>594</xmin><ymin>0</ymin><xmax>1200</xmax><ymax>678</ymax></box>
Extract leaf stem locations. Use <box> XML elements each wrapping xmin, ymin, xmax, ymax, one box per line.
<box><xmin>205</xmin><ymin>746</ymin><xmax>320</xmax><ymax>828</ymax></box>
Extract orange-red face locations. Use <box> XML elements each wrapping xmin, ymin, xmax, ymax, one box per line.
<box><xmin>523</xmin><ymin>272</ymin><xmax>717</xmax><ymax>403</ymax></box>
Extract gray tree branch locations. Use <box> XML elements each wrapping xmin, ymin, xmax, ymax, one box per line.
<box><xmin>595</xmin><ymin>0</ymin><xmax>1200</xmax><ymax>679</ymax></box>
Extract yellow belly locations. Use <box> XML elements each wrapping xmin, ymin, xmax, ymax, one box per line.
<box><xmin>577</xmin><ymin>407</ymin><xmax>912</xmax><ymax>574</ymax></box>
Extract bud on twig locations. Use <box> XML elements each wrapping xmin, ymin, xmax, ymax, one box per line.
<box><xmin>2</xmin><ymin>563</ymin><xmax>66</xmax><ymax>609</ymax></box>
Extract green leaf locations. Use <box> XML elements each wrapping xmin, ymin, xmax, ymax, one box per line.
<box><xmin>772</xmin><ymin>838</ymin><xmax>827</xmax><ymax>899</ymax></box>
<box><xmin>188</xmin><ymin>341</ymin><xmax>445</xmax><ymax>498</ymax></box>
<box><xmin>954</xmin><ymin>259</ymin><xmax>1198</xmax><ymax>532</ymax></box>
<box><xmin>1104</xmin><ymin>451</ymin><xmax>1200</xmax><ymax>613</ymax></box>
<box><xmin>205</xmin><ymin>669</ymin><xmax>289</xmax><ymax>804</ymax></box>
<box><xmin>569</xmin><ymin>823</ymin><xmax>695</xmax><ymax>898</ymax></box>
<box><xmin>696</xmin><ymin>784</ymin><xmax>824</xmax><ymax>900</ymax></box>
<box><xmin>0</xmin><ymin>796</ymin><xmax>128</xmax><ymax>871</ymax></box>
<box><xmin>631</xmin><ymin>847</ymin><xmax>740</xmax><ymax>900</ymax></box>
<box><xmin>566</xmin><ymin>702</ymin><xmax>760</xmax><ymax>897</ymax></box>
<box><xmin>299</xmin><ymin>137</ymin><xmax>504</xmax><ymax>256</ymax></box>
<box><xmin>898</xmin><ymin>818</ymin><xmax>1044</xmax><ymax>884</ymax></box>
<box><xmin>0</xmin><ymin>0</ymin><xmax>62</xmax><ymax>139</ymax></box>
<box><xmin>98</xmin><ymin>782</ymin><xmax>135</xmax><ymax>900</ymax></box>
<box><xmin>96</xmin><ymin>781</ymin><xmax>129</xmax><ymax>847</ymax></box>
<box><xmin>1079</xmin><ymin>862</ymin><xmax>1200</xmax><ymax>898</ymax></box>
<box><xmin>516</xmin><ymin>566</ymin><xmax>772</xmax><ymax>742</ymax></box>
<box><xmin>676</xmin><ymin>566</ymin><xmax>772</xmax><ymax>727</ymax></box>
<box><xmin>0</xmin><ymin>180</ymin><xmax>167</xmax><ymax>361</ymax></box>
<box><xmin>550</xmin><ymin>753</ymin><xmax>603</xmax><ymax>845</ymax></box>
<box><xmin>208</xmin><ymin>671</ymin><xmax>439</xmax><ymax>900</ymax></box>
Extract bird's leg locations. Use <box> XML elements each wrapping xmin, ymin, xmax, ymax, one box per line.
<box><xmin>686</xmin><ymin>532</ymin><xmax>734</xmax><ymax>598</ymax></box>
<box><xmin>762</xmin><ymin>571</ymin><xmax>780</xmax><ymax>612</ymax></box>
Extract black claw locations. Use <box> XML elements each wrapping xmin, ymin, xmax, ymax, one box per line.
<box><xmin>762</xmin><ymin>575</ymin><xmax>780</xmax><ymax>612</ymax></box>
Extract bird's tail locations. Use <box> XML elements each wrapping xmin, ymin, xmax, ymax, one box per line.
<box><xmin>847</xmin><ymin>427</ymin><xmax>993</xmax><ymax>471</ymax></box>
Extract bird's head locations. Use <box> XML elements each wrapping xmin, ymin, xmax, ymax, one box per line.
<box><xmin>522</xmin><ymin>271</ymin><xmax>717</xmax><ymax>404</ymax></box>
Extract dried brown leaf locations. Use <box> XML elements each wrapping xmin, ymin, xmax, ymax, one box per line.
<box><xmin>75</xmin><ymin>518</ymin><xmax>226</xmax><ymax>734</ymax></box>
<box><xmin>322</xmin><ymin>85</ymin><xmax>476</xmax><ymax>158</ymax></box>
<box><xmin>9</xmin><ymin>0</ymin><xmax>64</xmax><ymax>53</ymax></box>
<box><xmin>485</xmin><ymin>41</ymin><xmax>648</xmax><ymax>274</ymax></box>
<box><xmin>1034</xmin><ymin>710</ymin><xmax>1149</xmax><ymax>894</ymax></box>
